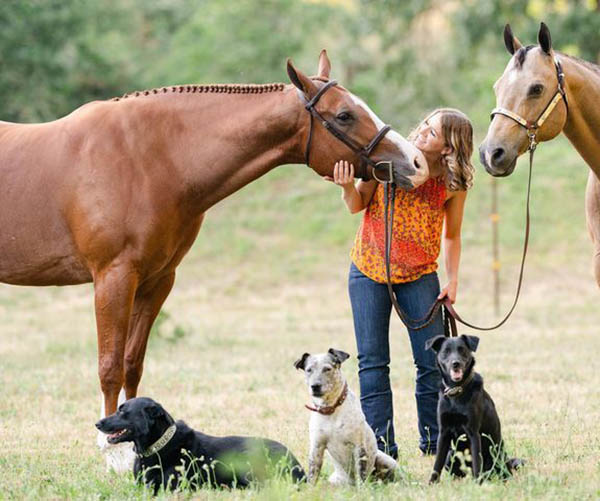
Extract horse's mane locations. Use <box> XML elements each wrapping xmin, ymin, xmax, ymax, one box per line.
<box><xmin>560</xmin><ymin>52</ymin><xmax>600</xmax><ymax>76</ymax></box>
<box><xmin>515</xmin><ymin>45</ymin><xmax>600</xmax><ymax>76</ymax></box>
<box><xmin>111</xmin><ymin>82</ymin><xmax>286</xmax><ymax>102</ymax></box>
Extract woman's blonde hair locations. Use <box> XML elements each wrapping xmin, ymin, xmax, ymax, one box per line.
<box><xmin>408</xmin><ymin>108</ymin><xmax>474</xmax><ymax>191</ymax></box>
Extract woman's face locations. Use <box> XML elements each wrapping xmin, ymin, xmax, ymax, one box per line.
<box><xmin>413</xmin><ymin>113</ymin><xmax>446</xmax><ymax>156</ymax></box>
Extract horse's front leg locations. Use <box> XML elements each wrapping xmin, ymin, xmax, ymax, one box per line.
<box><xmin>94</xmin><ymin>262</ymin><xmax>139</xmax><ymax>472</ymax></box>
<box><xmin>124</xmin><ymin>272</ymin><xmax>176</xmax><ymax>399</ymax></box>
<box><xmin>585</xmin><ymin>171</ymin><xmax>600</xmax><ymax>288</ymax></box>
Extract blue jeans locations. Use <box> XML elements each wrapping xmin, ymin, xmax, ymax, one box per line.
<box><xmin>348</xmin><ymin>262</ymin><xmax>442</xmax><ymax>457</ymax></box>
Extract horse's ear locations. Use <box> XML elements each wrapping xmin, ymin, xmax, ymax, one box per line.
<box><xmin>287</xmin><ymin>59</ymin><xmax>318</xmax><ymax>99</ymax></box>
<box><xmin>317</xmin><ymin>49</ymin><xmax>331</xmax><ymax>79</ymax></box>
<box><xmin>503</xmin><ymin>24</ymin><xmax>523</xmax><ymax>55</ymax></box>
<box><xmin>538</xmin><ymin>22</ymin><xmax>552</xmax><ymax>54</ymax></box>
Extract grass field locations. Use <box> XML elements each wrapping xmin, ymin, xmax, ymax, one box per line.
<box><xmin>1</xmin><ymin>135</ymin><xmax>599</xmax><ymax>500</ymax></box>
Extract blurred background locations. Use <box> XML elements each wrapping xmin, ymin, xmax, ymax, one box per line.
<box><xmin>2</xmin><ymin>0</ymin><xmax>599</xmax><ymax>127</ymax></box>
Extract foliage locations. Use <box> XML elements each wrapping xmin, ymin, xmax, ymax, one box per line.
<box><xmin>2</xmin><ymin>0</ymin><xmax>599</xmax><ymax>129</ymax></box>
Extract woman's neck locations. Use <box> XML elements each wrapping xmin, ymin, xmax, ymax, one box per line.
<box><xmin>426</xmin><ymin>156</ymin><xmax>445</xmax><ymax>178</ymax></box>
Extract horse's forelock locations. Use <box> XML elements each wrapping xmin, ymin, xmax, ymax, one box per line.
<box><xmin>514</xmin><ymin>45</ymin><xmax>539</xmax><ymax>69</ymax></box>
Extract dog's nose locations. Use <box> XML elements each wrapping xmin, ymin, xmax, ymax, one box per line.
<box><xmin>311</xmin><ymin>384</ymin><xmax>322</xmax><ymax>393</ymax></box>
<box><xmin>451</xmin><ymin>361</ymin><xmax>461</xmax><ymax>369</ymax></box>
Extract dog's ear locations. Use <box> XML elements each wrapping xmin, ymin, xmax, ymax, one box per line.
<box><xmin>328</xmin><ymin>348</ymin><xmax>350</xmax><ymax>365</ymax></box>
<box><xmin>294</xmin><ymin>353</ymin><xmax>311</xmax><ymax>370</ymax></box>
<box><xmin>425</xmin><ymin>335</ymin><xmax>446</xmax><ymax>353</ymax></box>
<box><xmin>461</xmin><ymin>335</ymin><xmax>480</xmax><ymax>352</ymax></box>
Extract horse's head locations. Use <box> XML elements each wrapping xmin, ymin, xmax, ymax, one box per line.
<box><xmin>287</xmin><ymin>50</ymin><xmax>428</xmax><ymax>190</ymax></box>
<box><xmin>479</xmin><ymin>23</ymin><xmax>568</xmax><ymax>177</ymax></box>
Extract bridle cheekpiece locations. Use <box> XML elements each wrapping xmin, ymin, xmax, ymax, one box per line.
<box><xmin>300</xmin><ymin>80</ymin><xmax>394</xmax><ymax>182</ymax></box>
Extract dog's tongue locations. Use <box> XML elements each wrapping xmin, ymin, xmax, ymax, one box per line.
<box><xmin>450</xmin><ymin>368</ymin><xmax>463</xmax><ymax>382</ymax></box>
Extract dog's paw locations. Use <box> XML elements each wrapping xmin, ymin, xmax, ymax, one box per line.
<box><xmin>428</xmin><ymin>471</ymin><xmax>440</xmax><ymax>484</ymax></box>
<box><xmin>507</xmin><ymin>457</ymin><xmax>525</xmax><ymax>471</ymax></box>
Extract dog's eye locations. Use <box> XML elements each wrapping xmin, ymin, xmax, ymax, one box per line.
<box><xmin>457</xmin><ymin>347</ymin><xmax>466</xmax><ymax>355</ymax></box>
<box><xmin>322</xmin><ymin>367</ymin><xmax>331</xmax><ymax>372</ymax></box>
<box><xmin>306</xmin><ymin>367</ymin><xmax>313</xmax><ymax>373</ymax></box>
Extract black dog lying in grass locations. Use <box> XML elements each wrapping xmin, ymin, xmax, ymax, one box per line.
<box><xmin>425</xmin><ymin>335</ymin><xmax>523</xmax><ymax>483</ymax></box>
<box><xmin>96</xmin><ymin>397</ymin><xmax>305</xmax><ymax>493</ymax></box>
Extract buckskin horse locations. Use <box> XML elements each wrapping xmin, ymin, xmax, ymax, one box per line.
<box><xmin>480</xmin><ymin>23</ymin><xmax>600</xmax><ymax>288</ymax></box>
<box><xmin>0</xmin><ymin>50</ymin><xmax>428</xmax><ymax>469</ymax></box>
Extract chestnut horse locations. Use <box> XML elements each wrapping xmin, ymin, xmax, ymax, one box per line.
<box><xmin>480</xmin><ymin>23</ymin><xmax>600</xmax><ymax>288</ymax></box>
<box><xmin>0</xmin><ymin>51</ymin><xmax>428</xmax><ymax>468</ymax></box>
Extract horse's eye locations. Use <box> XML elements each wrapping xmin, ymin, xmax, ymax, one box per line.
<box><xmin>528</xmin><ymin>84</ymin><xmax>544</xmax><ymax>97</ymax></box>
<box><xmin>336</xmin><ymin>112</ymin><xmax>353</xmax><ymax>123</ymax></box>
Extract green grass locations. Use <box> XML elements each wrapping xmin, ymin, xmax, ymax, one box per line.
<box><xmin>1</xmin><ymin>136</ymin><xmax>599</xmax><ymax>499</ymax></box>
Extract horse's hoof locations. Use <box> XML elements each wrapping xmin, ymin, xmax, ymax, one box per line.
<box><xmin>97</xmin><ymin>431</ymin><xmax>135</xmax><ymax>473</ymax></box>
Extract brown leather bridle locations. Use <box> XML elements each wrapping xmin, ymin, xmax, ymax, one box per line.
<box><xmin>382</xmin><ymin>58</ymin><xmax>568</xmax><ymax>336</ymax></box>
<box><xmin>301</xmin><ymin>79</ymin><xmax>395</xmax><ymax>182</ymax></box>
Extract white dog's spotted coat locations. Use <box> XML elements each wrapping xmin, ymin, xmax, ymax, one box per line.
<box><xmin>296</xmin><ymin>349</ymin><xmax>398</xmax><ymax>485</ymax></box>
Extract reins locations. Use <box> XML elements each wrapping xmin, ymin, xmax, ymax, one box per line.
<box><xmin>383</xmin><ymin>56</ymin><xmax>567</xmax><ymax>337</ymax></box>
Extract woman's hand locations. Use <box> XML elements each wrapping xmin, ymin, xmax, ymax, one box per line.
<box><xmin>438</xmin><ymin>281</ymin><xmax>457</xmax><ymax>304</ymax></box>
<box><xmin>324</xmin><ymin>160</ymin><xmax>355</xmax><ymax>189</ymax></box>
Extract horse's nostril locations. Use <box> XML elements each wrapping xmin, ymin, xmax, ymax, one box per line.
<box><xmin>492</xmin><ymin>147</ymin><xmax>505</xmax><ymax>164</ymax></box>
<box><xmin>414</xmin><ymin>158</ymin><xmax>421</xmax><ymax>170</ymax></box>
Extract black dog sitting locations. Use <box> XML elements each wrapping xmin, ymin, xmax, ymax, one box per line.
<box><xmin>425</xmin><ymin>335</ymin><xmax>522</xmax><ymax>483</ymax></box>
<box><xmin>96</xmin><ymin>397</ymin><xmax>305</xmax><ymax>493</ymax></box>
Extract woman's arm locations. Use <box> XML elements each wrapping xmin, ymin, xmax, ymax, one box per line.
<box><xmin>438</xmin><ymin>190</ymin><xmax>467</xmax><ymax>303</ymax></box>
<box><xmin>324</xmin><ymin>160</ymin><xmax>378</xmax><ymax>214</ymax></box>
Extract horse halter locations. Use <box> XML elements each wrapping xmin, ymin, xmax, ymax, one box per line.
<box><xmin>490</xmin><ymin>56</ymin><xmax>568</xmax><ymax>152</ymax></box>
<box><xmin>301</xmin><ymin>80</ymin><xmax>393</xmax><ymax>181</ymax></box>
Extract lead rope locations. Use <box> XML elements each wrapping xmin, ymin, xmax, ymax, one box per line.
<box><xmin>384</xmin><ymin>143</ymin><xmax>535</xmax><ymax>336</ymax></box>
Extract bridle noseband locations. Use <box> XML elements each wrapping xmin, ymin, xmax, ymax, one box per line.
<box><xmin>491</xmin><ymin>56</ymin><xmax>568</xmax><ymax>152</ymax></box>
<box><xmin>300</xmin><ymin>80</ymin><xmax>393</xmax><ymax>181</ymax></box>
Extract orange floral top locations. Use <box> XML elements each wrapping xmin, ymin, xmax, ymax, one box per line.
<box><xmin>350</xmin><ymin>177</ymin><xmax>447</xmax><ymax>284</ymax></box>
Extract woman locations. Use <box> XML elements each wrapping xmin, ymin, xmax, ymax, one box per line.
<box><xmin>325</xmin><ymin>108</ymin><xmax>474</xmax><ymax>457</ymax></box>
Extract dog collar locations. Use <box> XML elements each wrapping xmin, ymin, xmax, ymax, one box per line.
<box><xmin>139</xmin><ymin>424</ymin><xmax>177</xmax><ymax>458</ymax></box>
<box><xmin>443</xmin><ymin>372</ymin><xmax>475</xmax><ymax>398</ymax></box>
<box><xmin>305</xmin><ymin>382</ymin><xmax>348</xmax><ymax>415</ymax></box>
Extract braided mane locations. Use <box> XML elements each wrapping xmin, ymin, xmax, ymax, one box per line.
<box><xmin>112</xmin><ymin>83</ymin><xmax>286</xmax><ymax>102</ymax></box>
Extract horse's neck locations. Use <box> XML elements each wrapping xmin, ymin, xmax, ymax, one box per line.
<box><xmin>143</xmin><ymin>87</ymin><xmax>306</xmax><ymax>214</ymax></box>
<box><xmin>561</xmin><ymin>56</ymin><xmax>600</xmax><ymax>177</ymax></box>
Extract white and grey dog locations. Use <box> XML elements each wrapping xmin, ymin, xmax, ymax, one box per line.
<box><xmin>294</xmin><ymin>348</ymin><xmax>399</xmax><ymax>485</ymax></box>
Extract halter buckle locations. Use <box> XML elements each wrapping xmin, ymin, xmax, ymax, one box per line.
<box><xmin>527</xmin><ymin>130</ymin><xmax>538</xmax><ymax>152</ymax></box>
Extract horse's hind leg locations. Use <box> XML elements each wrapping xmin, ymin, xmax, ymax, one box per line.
<box><xmin>124</xmin><ymin>272</ymin><xmax>176</xmax><ymax>399</ymax></box>
<box><xmin>585</xmin><ymin>171</ymin><xmax>600</xmax><ymax>288</ymax></box>
<box><xmin>93</xmin><ymin>263</ymin><xmax>139</xmax><ymax>472</ymax></box>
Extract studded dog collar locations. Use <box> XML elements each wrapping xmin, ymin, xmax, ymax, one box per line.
<box><xmin>443</xmin><ymin>372</ymin><xmax>475</xmax><ymax>398</ymax></box>
<box><xmin>139</xmin><ymin>424</ymin><xmax>177</xmax><ymax>458</ymax></box>
<box><xmin>305</xmin><ymin>382</ymin><xmax>348</xmax><ymax>415</ymax></box>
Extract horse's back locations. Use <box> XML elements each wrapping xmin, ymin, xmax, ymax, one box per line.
<box><xmin>0</xmin><ymin>104</ymin><xmax>112</xmax><ymax>286</ymax></box>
